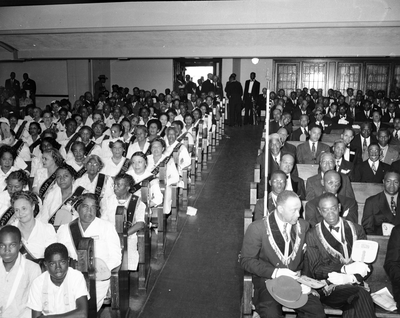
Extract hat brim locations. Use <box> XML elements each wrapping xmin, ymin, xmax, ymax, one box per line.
<box><xmin>266</xmin><ymin>278</ymin><xmax>308</xmax><ymax>309</ymax></box>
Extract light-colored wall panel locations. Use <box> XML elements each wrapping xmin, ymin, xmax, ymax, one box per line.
<box><xmin>110</xmin><ymin>59</ymin><xmax>172</xmax><ymax>94</ymax></box>
<box><xmin>240</xmin><ymin>59</ymin><xmax>274</xmax><ymax>90</ymax></box>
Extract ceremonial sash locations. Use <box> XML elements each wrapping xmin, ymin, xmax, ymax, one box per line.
<box><xmin>65</xmin><ymin>133</ymin><xmax>79</xmax><ymax>153</ymax></box>
<box><xmin>145</xmin><ymin>146</ymin><xmax>152</xmax><ymax>156</ymax></box>
<box><xmin>117</xmin><ymin>158</ymin><xmax>131</xmax><ymax>175</ymax></box>
<box><xmin>130</xmin><ymin>175</ymin><xmax>156</xmax><ymax>193</ymax></box>
<box><xmin>11</xmin><ymin>139</ymin><xmax>24</xmax><ymax>156</ymax></box>
<box><xmin>15</xmin><ymin>121</ymin><xmax>27</xmax><ymax>139</ymax></box>
<box><xmin>118</xmin><ymin>195</ymin><xmax>139</xmax><ymax>230</ymax></box>
<box><xmin>95</xmin><ymin>173</ymin><xmax>106</xmax><ymax>198</ymax></box>
<box><xmin>48</xmin><ymin>186</ymin><xmax>85</xmax><ymax>225</ymax></box>
<box><xmin>75</xmin><ymin>166</ymin><xmax>87</xmax><ymax>179</ymax></box>
<box><xmin>20</xmin><ymin>241</ymin><xmax>38</xmax><ymax>262</ymax></box>
<box><xmin>0</xmin><ymin>206</ymin><xmax>15</xmax><ymax>226</ymax></box>
<box><xmin>84</xmin><ymin>140</ymin><xmax>96</xmax><ymax>157</ymax></box>
<box><xmin>29</xmin><ymin>138</ymin><xmax>41</xmax><ymax>153</ymax></box>
<box><xmin>38</xmin><ymin>171</ymin><xmax>58</xmax><ymax>200</ymax></box>
<box><xmin>124</xmin><ymin>135</ymin><xmax>136</xmax><ymax>157</ymax></box>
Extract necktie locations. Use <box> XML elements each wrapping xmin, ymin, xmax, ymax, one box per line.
<box><xmin>329</xmin><ymin>225</ymin><xmax>340</xmax><ymax>232</ymax></box>
<box><xmin>391</xmin><ymin>197</ymin><xmax>397</xmax><ymax>216</ymax></box>
<box><xmin>380</xmin><ymin>147</ymin><xmax>384</xmax><ymax>161</ymax></box>
<box><xmin>372</xmin><ymin>162</ymin><xmax>377</xmax><ymax>174</ymax></box>
<box><xmin>363</xmin><ymin>138</ymin><xmax>367</xmax><ymax>153</ymax></box>
<box><xmin>312</xmin><ymin>142</ymin><xmax>316</xmax><ymax>156</ymax></box>
<box><xmin>395</xmin><ymin>130</ymin><xmax>398</xmax><ymax>139</ymax></box>
<box><xmin>282</xmin><ymin>223</ymin><xmax>289</xmax><ymax>242</ymax></box>
<box><xmin>336</xmin><ymin>160</ymin><xmax>340</xmax><ymax>171</ymax></box>
<box><xmin>274</xmin><ymin>156</ymin><xmax>279</xmax><ymax>166</ymax></box>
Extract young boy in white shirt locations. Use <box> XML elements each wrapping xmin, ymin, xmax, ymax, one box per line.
<box><xmin>0</xmin><ymin>225</ymin><xmax>41</xmax><ymax>318</ymax></box>
<box><xmin>28</xmin><ymin>243</ymin><xmax>89</xmax><ymax>317</ymax></box>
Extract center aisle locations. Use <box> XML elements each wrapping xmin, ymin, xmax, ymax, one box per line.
<box><xmin>137</xmin><ymin>124</ymin><xmax>264</xmax><ymax>318</ymax></box>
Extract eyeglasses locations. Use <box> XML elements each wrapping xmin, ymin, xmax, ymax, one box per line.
<box><xmin>87</xmin><ymin>162</ymin><xmax>99</xmax><ymax>167</ymax></box>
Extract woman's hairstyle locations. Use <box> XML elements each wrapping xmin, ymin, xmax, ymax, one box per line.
<box><xmin>109</xmin><ymin>139</ymin><xmax>125</xmax><ymax>149</ymax></box>
<box><xmin>184</xmin><ymin>113</ymin><xmax>194</xmax><ymax>122</ymax></box>
<box><xmin>114</xmin><ymin>173</ymin><xmax>135</xmax><ymax>189</ymax></box>
<box><xmin>135</xmin><ymin>125</ymin><xmax>148</xmax><ymax>135</ymax></box>
<box><xmin>172</xmin><ymin>120</ymin><xmax>184</xmax><ymax>130</ymax></box>
<box><xmin>166</xmin><ymin>126</ymin><xmax>177</xmax><ymax>136</ymax></box>
<box><xmin>39</xmin><ymin>137</ymin><xmax>62</xmax><ymax>152</ymax></box>
<box><xmin>92</xmin><ymin>121</ymin><xmax>106</xmax><ymax>132</ymax></box>
<box><xmin>6</xmin><ymin>169</ymin><xmax>29</xmax><ymax>186</ymax></box>
<box><xmin>42</xmin><ymin>148</ymin><xmax>65</xmax><ymax>167</ymax></box>
<box><xmin>159</xmin><ymin>113</ymin><xmax>169</xmax><ymax>123</ymax></box>
<box><xmin>192</xmin><ymin>108</ymin><xmax>202</xmax><ymax>117</ymax></box>
<box><xmin>147</xmin><ymin>119</ymin><xmax>162</xmax><ymax>131</ymax></box>
<box><xmin>84</xmin><ymin>154</ymin><xmax>104</xmax><ymax>170</ymax></box>
<box><xmin>167</xmin><ymin>108</ymin><xmax>177</xmax><ymax>116</ymax></box>
<box><xmin>140</xmin><ymin>107</ymin><xmax>150</xmax><ymax>117</ymax></box>
<box><xmin>92</xmin><ymin>110</ymin><xmax>104</xmax><ymax>121</ymax></box>
<box><xmin>0</xmin><ymin>145</ymin><xmax>16</xmax><ymax>161</ymax></box>
<box><xmin>131</xmin><ymin>151</ymin><xmax>148</xmax><ymax>163</ymax></box>
<box><xmin>41</xmin><ymin>129</ymin><xmax>58</xmax><ymax>140</ymax></box>
<box><xmin>28</xmin><ymin>122</ymin><xmax>42</xmax><ymax>134</ymax></box>
<box><xmin>120</xmin><ymin>118</ymin><xmax>131</xmax><ymax>130</ymax></box>
<box><xmin>71</xmin><ymin>141</ymin><xmax>85</xmax><ymax>153</ymax></box>
<box><xmin>78</xmin><ymin>126</ymin><xmax>94</xmax><ymax>139</ymax></box>
<box><xmin>11</xmin><ymin>190</ymin><xmax>39</xmax><ymax>207</ymax></box>
<box><xmin>56</xmin><ymin>163</ymin><xmax>77</xmax><ymax>180</ymax></box>
<box><xmin>151</xmin><ymin>136</ymin><xmax>166</xmax><ymax>149</ymax></box>
<box><xmin>44</xmin><ymin>243</ymin><xmax>69</xmax><ymax>262</ymax></box>
<box><xmin>111</xmin><ymin>123</ymin><xmax>125</xmax><ymax>136</ymax></box>
<box><xmin>75</xmin><ymin>193</ymin><xmax>101</xmax><ymax>216</ymax></box>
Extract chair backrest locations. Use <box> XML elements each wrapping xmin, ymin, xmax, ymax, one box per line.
<box><xmin>287</xmin><ymin>140</ymin><xmax>334</xmax><ymax>148</ymax></box>
<box><xmin>296</xmin><ymin>164</ymin><xmax>319</xmax><ymax>184</ymax></box>
<box><xmin>321</xmin><ymin>133</ymin><xmax>341</xmax><ymax>143</ymax></box>
<box><xmin>352</xmin><ymin>182</ymin><xmax>384</xmax><ymax>224</ymax></box>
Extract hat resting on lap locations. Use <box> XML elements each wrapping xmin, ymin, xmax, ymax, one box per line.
<box><xmin>265</xmin><ymin>276</ymin><xmax>308</xmax><ymax>309</ymax></box>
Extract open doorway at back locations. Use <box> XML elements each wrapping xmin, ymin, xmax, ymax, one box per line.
<box><xmin>185</xmin><ymin>66</ymin><xmax>213</xmax><ymax>86</ymax></box>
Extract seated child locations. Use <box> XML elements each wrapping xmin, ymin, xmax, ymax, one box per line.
<box><xmin>0</xmin><ymin>225</ymin><xmax>41</xmax><ymax>318</ymax></box>
<box><xmin>28</xmin><ymin>243</ymin><xmax>89</xmax><ymax>317</ymax></box>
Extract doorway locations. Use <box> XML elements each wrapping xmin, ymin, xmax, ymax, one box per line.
<box><xmin>173</xmin><ymin>58</ymin><xmax>222</xmax><ymax>85</ymax></box>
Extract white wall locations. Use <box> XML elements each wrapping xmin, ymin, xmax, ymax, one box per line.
<box><xmin>110</xmin><ymin>59</ymin><xmax>173</xmax><ymax>94</ymax></box>
<box><xmin>239</xmin><ymin>59</ymin><xmax>274</xmax><ymax>90</ymax></box>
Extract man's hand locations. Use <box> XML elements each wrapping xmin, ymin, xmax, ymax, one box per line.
<box><xmin>343</xmin><ymin>262</ymin><xmax>370</xmax><ymax>277</ymax></box>
<box><xmin>300</xmin><ymin>284</ymin><xmax>311</xmax><ymax>294</ymax></box>
<box><xmin>273</xmin><ymin>268</ymin><xmax>299</xmax><ymax>279</ymax></box>
<box><xmin>328</xmin><ymin>272</ymin><xmax>356</xmax><ymax>285</ymax></box>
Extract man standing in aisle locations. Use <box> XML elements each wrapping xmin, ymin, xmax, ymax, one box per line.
<box><xmin>243</xmin><ymin>72</ymin><xmax>260</xmax><ymax>125</ymax></box>
<box><xmin>224</xmin><ymin>74</ymin><xmax>243</xmax><ymax>126</ymax></box>
<box><xmin>5</xmin><ymin>72</ymin><xmax>20</xmax><ymax>94</ymax></box>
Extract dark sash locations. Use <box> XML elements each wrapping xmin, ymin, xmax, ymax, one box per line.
<box><xmin>95</xmin><ymin>173</ymin><xmax>106</xmax><ymax>198</ymax></box>
<box><xmin>103</xmin><ymin>135</ymin><xmax>110</xmax><ymax>141</ymax></box>
<box><xmin>118</xmin><ymin>158</ymin><xmax>131</xmax><ymax>175</ymax></box>
<box><xmin>48</xmin><ymin>186</ymin><xmax>86</xmax><ymax>225</ymax></box>
<box><xmin>29</xmin><ymin>138</ymin><xmax>41</xmax><ymax>153</ymax></box>
<box><xmin>76</xmin><ymin>166</ymin><xmax>87</xmax><ymax>179</ymax></box>
<box><xmin>38</xmin><ymin>171</ymin><xmax>58</xmax><ymax>200</ymax></box>
<box><xmin>11</xmin><ymin>139</ymin><xmax>24</xmax><ymax>156</ymax></box>
<box><xmin>15</xmin><ymin>121</ymin><xmax>27</xmax><ymax>139</ymax></box>
<box><xmin>130</xmin><ymin>175</ymin><xmax>156</xmax><ymax>193</ymax></box>
<box><xmin>69</xmin><ymin>218</ymin><xmax>84</xmax><ymax>253</ymax></box>
<box><xmin>84</xmin><ymin>140</ymin><xmax>96</xmax><ymax>157</ymax></box>
<box><xmin>119</xmin><ymin>195</ymin><xmax>139</xmax><ymax>230</ymax></box>
<box><xmin>20</xmin><ymin>242</ymin><xmax>38</xmax><ymax>262</ymax></box>
<box><xmin>65</xmin><ymin>133</ymin><xmax>79</xmax><ymax>153</ymax></box>
<box><xmin>145</xmin><ymin>146</ymin><xmax>152</xmax><ymax>156</ymax></box>
<box><xmin>0</xmin><ymin>206</ymin><xmax>14</xmax><ymax>226</ymax></box>
<box><xmin>123</xmin><ymin>135</ymin><xmax>136</xmax><ymax>157</ymax></box>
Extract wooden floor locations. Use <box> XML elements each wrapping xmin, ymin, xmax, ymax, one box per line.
<box><xmin>118</xmin><ymin>124</ymin><xmax>263</xmax><ymax>318</ymax></box>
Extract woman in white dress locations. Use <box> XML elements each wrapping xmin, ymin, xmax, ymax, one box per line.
<box><xmin>158</xmin><ymin>113</ymin><xmax>170</xmax><ymax>138</ymax></box>
<box><xmin>126</xmin><ymin>125</ymin><xmax>150</xmax><ymax>159</ymax></box>
<box><xmin>10</xmin><ymin>190</ymin><xmax>57</xmax><ymax>260</ymax></box>
<box><xmin>165</xmin><ymin>127</ymin><xmax>191</xmax><ymax>178</ymax></box>
<box><xmin>74</xmin><ymin>154</ymin><xmax>114</xmax><ymax>199</ymax></box>
<box><xmin>0</xmin><ymin>145</ymin><xmax>20</xmax><ymax>192</ymax></box>
<box><xmin>65</xmin><ymin>141</ymin><xmax>86</xmax><ymax>176</ymax></box>
<box><xmin>127</xmin><ymin>151</ymin><xmax>163</xmax><ymax>207</ymax></box>
<box><xmin>100</xmin><ymin>173</ymin><xmax>146</xmax><ymax>271</ymax></box>
<box><xmin>101</xmin><ymin>140</ymin><xmax>131</xmax><ymax>178</ymax></box>
<box><xmin>0</xmin><ymin>169</ymin><xmax>30</xmax><ymax>221</ymax></box>
<box><xmin>32</xmin><ymin>148</ymin><xmax>64</xmax><ymax>200</ymax></box>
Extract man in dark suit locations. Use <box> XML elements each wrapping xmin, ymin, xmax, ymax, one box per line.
<box><xmin>306</xmin><ymin>152</ymin><xmax>355</xmax><ymax>201</ymax></box>
<box><xmin>277</xmin><ymin>128</ymin><xmax>296</xmax><ymax>159</ymax></box>
<box><xmin>290</xmin><ymin>115</ymin><xmax>310</xmax><ymax>141</ymax></box>
<box><xmin>296</xmin><ymin>126</ymin><xmax>330</xmax><ymax>164</ymax></box>
<box><xmin>355</xmin><ymin>100</ymin><xmax>374</xmax><ymax>122</ymax></box>
<box><xmin>350</xmin><ymin>122</ymin><xmax>377</xmax><ymax>163</ymax></box>
<box><xmin>378</xmin><ymin>128</ymin><xmax>400</xmax><ymax>165</ymax></box>
<box><xmin>224</xmin><ymin>74</ymin><xmax>243</xmax><ymax>126</ymax></box>
<box><xmin>201</xmin><ymin>73</ymin><xmax>214</xmax><ymax>95</ymax></box>
<box><xmin>280</xmin><ymin>153</ymin><xmax>305</xmax><ymax>199</ymax></box>
<box><xmin>292</xmin><ymin>100</ymin><xmax>312</xmax><ymax>121</ymax></box>
<box><xmin>384</xmin><ymin>224</ymin><xmax>400</xmax><ymax>311</ymax></box>
<box><xmin>256</xmin><ymin>88</ymin><xmax>268</xmax><ymax>119</ymax></box>
<box><xmin>305</xmin><ymin>193</ymin><xmax>376</xmax><ymax>318</ymax></box>
<box><xmin>269</xmin><ymin>109</ymin><xmax>283</xmax><ymax>134</ymax></box>
<box><xmin>371</xmin><ymin>110</ymin><xmax>389</xmax><ymax>134</ymax></box>
<box><xmin>331</xmin><ymin>139</ymin><xmax>354</xmax><ymax>177</ymax></box>
<box><xmin>241</xmin><ymin>191</ymin><xmax>325</xmax><ymax>318</ymax></box>
<box><xmin>341</xmin><ymin>127</ymin><xmax>360</xmax><ymax>164</ymax></box>
<box><xmin>353</xmin><ymin>143</ymin><xmax>391</xmax><ymax>183</ymax></box>
<box><xmin>243</xmin><ymin>72</ymin><xmax>260</xmax><ymax>125</ymax></box>
<box><xmin>305</xmin><ymin>170</ymin><xmax>358</xmax><ymax>226</ymax></box>
<box><xmin>5</xmin><ymin>72</ymin><xmax>20</xmax><ymax>94</ymax></box>
<box><xmin>253</xmin><ymin>170</ymin><xmax>287</xmax><ymax>221</ymax></box>
<box><xmin>331</xmin><ymin>105</ymin><xmax>354</xmax><ymax>130</ymax></box>
<box><xmin>362</xmin><ymin>171</ymin><xmax>400</xmax><ymax>235</ymax></box>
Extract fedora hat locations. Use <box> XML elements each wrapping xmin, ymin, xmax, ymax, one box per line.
<box><xmin>266</xmin><ymin>276</ymin><xmax>308</xmax><ymax>309</ymax></box>
<box><xmin>98</xmin><ymin>75</ymin><xmax>108</xmax><ymax>79</ymax></box>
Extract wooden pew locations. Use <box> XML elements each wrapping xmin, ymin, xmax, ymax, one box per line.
<box><xmin>351</xmin><ymin>182</ymin><xmax>384</xmax><ymax>223</ymax></box>
<box><xmin>159</xmin><ymin>162</ymin><xmax>179</xmax><ymax>232</ymax></box>
<box><xmin>287</xmin><ymin>140</ymin><xmax>334</xmax><ymax>148</ymax></box>
<box><xmin>296</xmin><ymin>164</ymin><xmax>318</xmax><ymax>185</ymax></box>
<box><xmin>321</xmin><ymin>133</ymin><xmax>341</xmax><ymax>143</ymax></box>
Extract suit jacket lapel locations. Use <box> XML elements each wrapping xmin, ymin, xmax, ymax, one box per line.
<box><xmin>381</xmin><ymin>193</ymin><xmax>395</xmax><ymax>223</ymax></box>
<box><xmin>291</xmin><ymin>178</ymin><xmax>298</xmax><ymax>194</ymax></box>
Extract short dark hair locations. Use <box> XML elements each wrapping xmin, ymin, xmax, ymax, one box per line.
<box><xmin>318</xmin><ymin>192</ymin><xmax>338</xmax><ymax>208</ymax></box>
<box><xmin>44</xmin><ymin>243</ymin><xmax>69</xmax><ymax>262</ymax></box>
<box><xmin>0</xmin><ymin>225</ymin><xmax>21</xmax><ymax>242</ymax></box>
<box><xmin>114</xmin><ymin>173</ymin><xmax>135</xmax><ymax>189</ymax></box>
<box><xmin>147</xmin><ymin>119</ymin><xmax>162</xmax><ymax>131</ymax></box>
<box><xmin>6</xmin><ymin>169</ymin><xmax>29</xmax><ymax>186</ymax></box>
<box><xmin>0</xmin><ymin>145</ymin><xmax>16</xmax><ymax>161</ymax></box>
